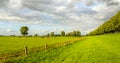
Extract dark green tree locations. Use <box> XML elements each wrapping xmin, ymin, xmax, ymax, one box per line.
<box><xmin>34</xmin><ymin>34</ymin><xmax>38</xmax><ymax>37</ymax></box>
<box><xmin>70</xmin><ymin>32</ymin><xmax>74</xmax><ymax>36</ymax></box>
<box><xmin>61</xmin><ymin>31</ymin><xmax>65</xmax><ymax>36</ymax></box>
<box><xmin>66</xmin><ymin>30</ymin><xmax>81</xmax><ymax>36</ymax></box>
<box><xmin>73</xmin><ymin>31</ymin><xmax>77</xmax><ymax>36</ymax></box>
<box><xmin>66</xmin><ymin>33</ymin><xmax>70</xmax><ymax>36</ymax></box>
<box><xmin>47</xmin><ymin>33</ymin><xmax>50</xmax><ymax>37</ymax></box>
<box><xmin>20</xmin><ymin>26</ymin><xmax>29</xmax><ymax>36</ymax></box>
<box><xmin>76</xmin><ymin>30</ymin><xmax>81</xmax><ymax>36</ymax></box>
<box><xmin>50</xmin><ymin>32</ymin><xmax>54</xmax><ymax>36</ymax></box>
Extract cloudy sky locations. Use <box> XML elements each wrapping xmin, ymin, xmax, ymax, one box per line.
<box><xmin>0</xmin><ymin>0</ymin><xmax>120</xmax><ymax>35</ymax></box>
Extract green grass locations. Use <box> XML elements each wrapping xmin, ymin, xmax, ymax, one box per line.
<box><xmin>5</xmin><ymin>33</ymin><xmax>120</xmax><ymax>63</ymax></box>
<box><xmin>0</xmin><ymin>36</ymin><xmax>78</xmax><ymax>55</ymax></box>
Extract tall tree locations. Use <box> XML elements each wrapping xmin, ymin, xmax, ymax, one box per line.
<box><xmin>66</xmin><ymin>30</ymin><xmax>81</xmax><ymax>36</ymax></box>
<box><xmin>47</xmin><ymin>33</ymin><xmax>50</xmax><ymax>37</ymax></box>
<box><xmin>76</xmin><ymin>30</ymin><xmax>81</xmax><ymax>36</ymax></box>
<box><xmin>73</xmin><ymin>31</ymin><xmax>77</xmax><ymax>36</ymax></box>
<box><xmin>50</xmin><ymin>32</ymin><xmax>54</xmax><ymax>36</ymax></box>
<box><xmin>70</xmin><ymin>32</ymin><xmax>74</xmax><ymax>36</ymax></box>
<box><xmin>34</xmin><ymin>34</ymin><xmax>38</xmax><ymax>37</ymax></box>
<box><xmin>20</xmin><ymin>26</ymin><xmax>29</xmax><ymax>36</ymax></box>
<box><xmin>61</xmin><ymin>31</ymin><xmax>65</xmax><ymax>36</ymax></box>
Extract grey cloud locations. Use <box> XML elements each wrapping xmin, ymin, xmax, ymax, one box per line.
<box><xmin>22</xmin><ymin>0</ymin><xmax>54</xmax><ymax>4</ymax></box>
<box><xmin>83</xmin><ymin>0</ymin><xmax>93</xmax><ymax>6</ymax></box>
<box><xmin>107</xmin><ymin>1</ymin><xmax>119</xmax><ymax>6</ymax></box>
<box><xmin>22</xmin><ymin>0</ymin><xmax>56</xmax><ymax>12</ymax></box>
<box><xmin>80</xmin><ymin>0</ymin><xmax>120</xmax><ymax>6</ymax></box>
<box><xmin>95</xmin><ymin>0</ymin><xmax>120</xmax><ymax>6</ymax></box>
<box><xmin>0</xmin><ymin>0</ymin><xmax>8</xmax><ymax>7</ymax></box>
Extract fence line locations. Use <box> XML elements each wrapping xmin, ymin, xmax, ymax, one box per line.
<box><xmin>0</xmin><ymin>37</ymin><xmax>86</xmax><ymax>61</ymax></box>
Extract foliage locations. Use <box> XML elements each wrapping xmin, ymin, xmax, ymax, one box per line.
<box><xmin>34</xmin><ymin>34</ymin><xmax>38</xmax><ymax>37</ymax></box>
<box><xmin>66</xmin><ymin>30</ymin><xmax>81</xmax><ymax>36</ymax></box>
<box><xmin>47</xmin><ymin>33</ymin><xmax>50</xmax><ymax>37</ymax></box>
<box><xmin>50</xmin><ymin>32</ymin><xmax>54</xmax><ymax>36</ymax></box>
<box><xmin>75</xmin><ymin>30</ymin><xmax>81</xmax><ymax>36</ymax></box>
<box><xmin>47</xmin><ymin>31</ymin><xmax>81</xmax><ymax>37</ymax></box>
<box><xmin>61</xmin><ymin>31</ymin><xmax>65</xmax><ymax>36</ymax></box>
<box><xmin>54</xmin><ymin>34</ymin><xmax>61</xmax><ymax>36</ymax></box>
<box><xmin>20</xmin><ymin>26</ymin><xmax>29</xmax><ymax>36</ymax></box>
<box><xmin>89</xmin><ymin>11</ymin><xmax>120</xmax><ymax>35</ymax></box>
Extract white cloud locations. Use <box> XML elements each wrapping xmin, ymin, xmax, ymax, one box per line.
<box><xmin>6</xmin><ymin>29</ymin><xmax>12</xmax><ymax>32</ymax></box>
<box><xmin>92</xmin><ymin>3</ymin><xmax>120</xmax><ymax>21</ymax></box>
<box><xmin>83</xmin><ymin>0</ymin><xmax>93</xmax><ymax>6</ymax></box>
<box><xmin>0</xmin><ymin>15</ymin><xmax>23</xmax><ymax>21</ymax></box>
<box><xmin>55</xmin><ymin>6</ymin><xmax>66</xmax><ymax>12</ymax></box>
<box><xmin>8</xmin><ymin>0</ymin><xmax>23</xmax><ymax>10</ymax></box>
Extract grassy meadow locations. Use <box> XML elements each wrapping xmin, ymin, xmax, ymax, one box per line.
<box><xmin>0</xmin><ymin>36</ymin><xmax>78</xmax><ymax>55</ymax></box>
<box><xmin>1</xmin><ymin>33</ymin><xmax>120</xmax><ymax>63</ymax></box>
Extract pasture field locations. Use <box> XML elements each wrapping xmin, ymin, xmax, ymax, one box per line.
<box><xmin>0</xmin><ymin>36</ymin><xmax>79</xmax><ymax>55</ymax></box>
<box><xmin>4</xmin><ymin>33</ymin><xmax>120</xmax><ymax>63</ymax></box>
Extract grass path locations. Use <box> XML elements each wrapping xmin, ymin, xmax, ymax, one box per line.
<box><xmin>3</xmin><ymin>33</ymin><xmax>120</xmax><ymax>63</ymax></box>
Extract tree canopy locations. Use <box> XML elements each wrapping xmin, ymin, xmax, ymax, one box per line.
<box><xmin>50</xmin><ymin>32</ymin><xmax>54</xmax><ymax>36</ymax></box>
<box><xmin>20</xmin><ymin>26</ymin><xmax>29</xmax><ymax>36</ymax></box>
<box><xmin>61</xmin><ymin>31</ymin><xmax>65</xmax><ymax>36</ymax></box>
<box><xmin>66</xmin><ymin>30</ymin><xmax>81</xmax><ymax>36</ymax></box>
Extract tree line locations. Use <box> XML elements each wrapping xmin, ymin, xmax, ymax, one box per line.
<box><xmin>46</xmin><ymin>30</ymin><xmax>81</xmax><ymax>37</ymax></box>
<box><xmin>20</xmin><ymin>26</ymin><xmax>81</xmax><ymax>37</ymax></box>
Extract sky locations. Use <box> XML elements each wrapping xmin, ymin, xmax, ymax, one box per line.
<box><xmin>0</xmin><ymin>0</ymin><xmax>120</xmax><ymax>35</ymax></box>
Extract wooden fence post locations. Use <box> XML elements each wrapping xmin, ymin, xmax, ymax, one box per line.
<box><xmin>64</xmin><ymin>42</ymin><xmax>66</xmax><ymax>46</ymax></box>
<box><xmin>25</xmin><ymin>46</ymin><xmax>28</xmax><ymax>56</ymax></box>
<box><xmin>45</xmin><ymin>43</ymin><xmax>47</xmax><ymax>51</ymax></box>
